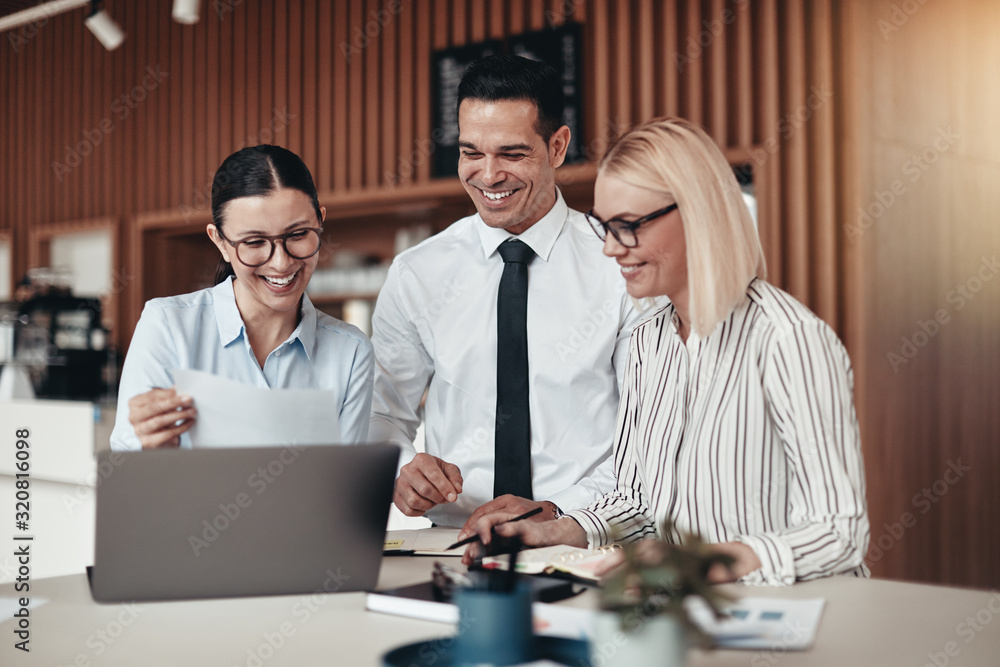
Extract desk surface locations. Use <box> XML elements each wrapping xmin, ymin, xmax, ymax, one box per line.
<box><xmin>2</xmin><ymin>556</ymin><xmax>998</xmax><ymax>666</ymax></box>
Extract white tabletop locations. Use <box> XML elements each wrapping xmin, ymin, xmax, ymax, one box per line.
<box><xmin>2</xmin><ymin>556</ymin><xmax>998</xmax><ymax>666</ymax></box>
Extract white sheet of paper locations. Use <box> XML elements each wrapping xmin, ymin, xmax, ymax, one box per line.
<box><xmin>686</xmin><ymin>596</ymin><xmax>826</xmax><ymax>650</ymax></box>
<box><xmin>173</xmin><ymin>368</ymin><xmax>340</xmax><ymax>448</ymax></box>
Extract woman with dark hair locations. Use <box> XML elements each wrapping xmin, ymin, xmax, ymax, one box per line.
<box><xmin>110</xmin><ymin>145</ymin><xmax>373</xmax><ymax>450</ymax></box>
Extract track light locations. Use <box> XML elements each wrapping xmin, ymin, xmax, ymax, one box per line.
<box><xmin>172</xmin><ymin>0</ymin><xmax>200</xmax><ymax>25</ymax></box>
<box><xmin>84</xmin><ymin>1</ymin><xmax>124</xmax><ymax>51</ymax></box>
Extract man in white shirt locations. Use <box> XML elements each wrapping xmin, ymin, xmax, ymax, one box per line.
<box><xmin>369</xmin><ymin>55</ymin><xmax>642</xmax><ymax>531</ymax></box>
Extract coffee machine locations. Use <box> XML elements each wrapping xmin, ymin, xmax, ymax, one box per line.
<box><xmin>11</xmin><ymin>270</ymin><xmax>111</xmax><ymax>401</ymax></box>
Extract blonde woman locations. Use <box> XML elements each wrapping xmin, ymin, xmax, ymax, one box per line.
<box><xmin>468</xmin><ymin>118</ymin><xmax>869</xmax><ymax>585</ymax></box>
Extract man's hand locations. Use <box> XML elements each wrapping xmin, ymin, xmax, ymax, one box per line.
<box><xmin>457</xmin><ymin>495</ymin><xmax>557</xmax><ymax>542</ymax></box>
<box><xmin>128</xmin><ymin>387</ymin><xmax>196</xmax><ymax>449</ymax></box>
<box><xmin>393</xmin><ymin>453</ymin><xmax>463</xmax><ymax>517</ymax></box>
<box><xmin>459</xmin><ymin>510</ymin><xmax>589</xmax><ymax>566</ymax></box>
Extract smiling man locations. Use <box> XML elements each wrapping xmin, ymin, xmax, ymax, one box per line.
<box><xmin>369</xmin><ymin>55</ymin><xmax>642</xmax><ymax>532</ymax></box>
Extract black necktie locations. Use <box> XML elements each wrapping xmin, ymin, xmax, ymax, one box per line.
<box><xmin>494</xmin><ymin>239</ymin><xmax>535</xmax><ymax>499</ymax></box>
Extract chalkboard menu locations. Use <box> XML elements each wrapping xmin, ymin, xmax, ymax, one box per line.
<box><xmin>430</xmin><ymin>22</ymin><xmax>584</xmax><ymax>178</ymax></box>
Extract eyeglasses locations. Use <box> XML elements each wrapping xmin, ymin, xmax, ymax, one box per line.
<box><xmin>584</xmin><ymin>203</ymin><xmax>679</xmax><ymax>248</ymax></box>
<box><xmin>216</xmin><ymin>227</ymin><xmax>323</xmax><ymax>267</ymax></box>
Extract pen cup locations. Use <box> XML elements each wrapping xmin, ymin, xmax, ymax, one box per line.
<box><xmin>452</xmin><ymin>582</ymin><xmax>534</xmax><ymax>666</ymax></box>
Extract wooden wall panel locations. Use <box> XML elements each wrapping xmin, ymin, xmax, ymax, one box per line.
<box><xmin>839</xmin><ymin>0</ymin><xmax>1000</xmax><ymax>588</ymax></box>
<box><xmin>414</xmin><ymin>1</ymin><xmax>432</xmax><ymax>182</ymax></box>
<box><xmin>2</xmin><ymin>0</ymin><xmax>996</xmax><ymax>589</ymax></box>
<box><xmin>778</xmin><ymin>0</ymin><xmax>810</xmax><ymax>305</ymax></box>
<box><xmin>613</xmin><ymin>1</ymin><xmax>630</xmax><ymax>128</ymax></box>
<box><xmin>752</xmin><ymin>0</ymin><xmax>782</xmax><ymax>288</ymax></box>
<box><xmin>656</xmin><ymin>0</ymin><xmax>678</xmax><ymax>119</ymax></box>
<box><xmin>806</xmin><ymin>0</ymin><xmax>837</xmax><ymax>326</ymax></box>
<box><xmin>363</xmin><ymin>0</ymin><xmax>379</xmax><ymax>187</ymax></box>
<box><xmin>332</xmin><ymin>1</ymin><xmax>349</xmax><ymax>191</ymax></box>
<box><xmin>395</xmin><ymin>2</ymin><xmax>414</xmax><ymax>188</ymax></box>
<box><xmin>705</xmin><ymin>0</ymin><xmax>727</xmax><ymax>146</ymax></box>
<box><xmin>263</xmin><ymin>2</ymin><xmax>279</xmax><ymax>150</ymax></box>
<box><xmin>729</xmin><ymin>0</ymin><xmax>752</xmax><ymax>148</ymax></box>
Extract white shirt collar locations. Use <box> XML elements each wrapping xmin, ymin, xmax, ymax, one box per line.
<box><xmin>475</xmin><ymin>188</ymin><xmax>568</xmax><ymax>263</ymax></box>
<box><xmin>212</xmin><ymin>276</ymin><xmax>317</xmax><ymax>359</ymax></box>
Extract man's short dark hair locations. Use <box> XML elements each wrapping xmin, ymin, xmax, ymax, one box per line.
<box><xmin>457</xmin><ymin>55</ymin><xmax>565</xmax><ymax>143</ymax></box>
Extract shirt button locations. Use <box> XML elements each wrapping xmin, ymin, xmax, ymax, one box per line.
<box><xmin>276</xmin><ymin>351</ymin><xmax>281</xmax><ymax>357</ymax></box>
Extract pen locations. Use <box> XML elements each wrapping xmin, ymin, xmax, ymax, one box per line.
<box><xmin>446</xmin><ymin>507</ymin><xmax>544</xmax><ymax>550</ymax></box>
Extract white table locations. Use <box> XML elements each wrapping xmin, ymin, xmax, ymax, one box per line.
<box><xmin>1</xmin><ymin>556</ymin><xmax>998</xmax><ymax>666</ymax></box>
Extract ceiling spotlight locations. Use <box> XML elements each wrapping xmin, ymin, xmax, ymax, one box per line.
<box><xmin>172</xmin><ymin>0</ymin><xmax>200</xmax><ymax>25</ymax></box>
<box><xmin>84</xmin><ymin>1</ymin><xmax>124</xmax><ymax>51</ymax></box>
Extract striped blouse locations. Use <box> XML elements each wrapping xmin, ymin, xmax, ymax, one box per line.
<box><xmin>568</xmin><ymin>279</ymin><xmax>870</xmax><ymax>586</ymax></box>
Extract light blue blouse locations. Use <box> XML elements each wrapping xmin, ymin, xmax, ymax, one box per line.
<box><xmin>110</xmin><ymin>277</ymin><xmax>373</xmax><ymax>450</ymax></box>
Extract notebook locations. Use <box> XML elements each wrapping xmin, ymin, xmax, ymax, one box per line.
<box><xmin>89</xmin><ymin>443</ymin><xmax>398</xmax><ymax>602</ymax></box>
<box><xmin>383</xmin><ymin>527</ymin><xmax>465</xmax><ymax>555</ymax></box>
<box><xmin>482</xmin><ymin>544</ymin><xmax>622</xmax><ymax>583</ymax></box>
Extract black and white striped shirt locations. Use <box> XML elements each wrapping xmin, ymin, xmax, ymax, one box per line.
<box><xmin>568</xmin><ymin>279</ymin><xmax>870</xmax><ymax>586</ymax></box>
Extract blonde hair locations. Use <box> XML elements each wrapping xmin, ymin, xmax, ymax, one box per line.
<box><xmin>599</xmin><ymin>117</ymin><xmax>766</xmax><ymax>336</ymax></box>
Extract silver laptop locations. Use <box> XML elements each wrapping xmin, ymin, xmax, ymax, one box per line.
<box><xmin>90</xmin><ymin>443</ymin><xmax>399</xmax><ymax>602</ymax></box>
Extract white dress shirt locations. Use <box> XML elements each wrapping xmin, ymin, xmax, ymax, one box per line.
<box><xmin>370</xmin><ymin>190</ymin><xmax>644</xmax><ymax>527</ymax></box>
<box><xmin>569</xmin><ymin>280</ymin><xmax>870</xmax><ymax>585</ymax></box>
<box><xmin>111</xmin><ymin>277</ymin><xmax>374</xmax><ymax>451</ymax></box>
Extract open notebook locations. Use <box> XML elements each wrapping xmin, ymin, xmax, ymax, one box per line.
<box><xmin>482</xmin><ymin>545</ymin><xmax>622</xmax><ymax>583</ymax></box>
<box><xmin>383</xmin><ymin>527</ymin><xmax>465</xmax><ymax>555</ymax></box>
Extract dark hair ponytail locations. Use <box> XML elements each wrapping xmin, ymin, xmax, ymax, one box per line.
<box><xmin>210</xmin><ymin>145</ymin><xmax>323</xmax><ymax>284</ymax></box>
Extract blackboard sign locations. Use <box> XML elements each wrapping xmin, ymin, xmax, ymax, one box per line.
<box><xmin>430</xmin><ymin>22</ymin><xmax>584</xmax><ymax>178</ymax></box>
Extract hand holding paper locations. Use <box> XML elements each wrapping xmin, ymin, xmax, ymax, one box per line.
<box><xmin>173</xmin><ymin>368</ymin><xmax>340</xmax><ymax>447</ymax></box>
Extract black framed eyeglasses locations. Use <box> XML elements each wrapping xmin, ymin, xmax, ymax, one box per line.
<box><xmin>584</xmin><ymin>203</ymin><xmax>679</xmax><ymax>248</ymax></box>
<box><xmin>216</xmin><ymin>227</ymin><xmax>323</xmax><ymax>267</ymax></box>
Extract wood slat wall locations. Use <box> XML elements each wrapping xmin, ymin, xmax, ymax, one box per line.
<box><xmin>839</xmin><ymin>0</ymin><xmax>1000</xmax><ymax>588</ymax></box>
<box><xmin>2</xmin><ymin>0</ymin><xmax>995</xmax><ymax>587</ymax></box>
<box><xmin>1</xmin><ymin>0</ymin><xmax>843</xmax><ymax>333</ymax></box>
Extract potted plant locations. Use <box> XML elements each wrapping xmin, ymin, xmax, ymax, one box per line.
<box><xmin>589</xmin><ymin>524</ymin><xmax>734</xmax><ymax>667</ymax></box>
